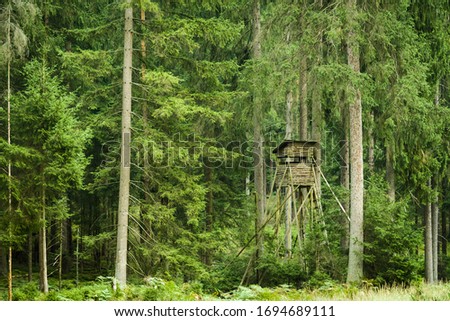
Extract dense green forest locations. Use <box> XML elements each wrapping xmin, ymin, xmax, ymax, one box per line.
<box><xmin>1</xmin><ymin>0</ymin><xmax>450</xmax><ymax>300</ymax></box>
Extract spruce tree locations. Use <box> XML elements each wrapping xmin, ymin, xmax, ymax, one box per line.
<box><xmin>14</xmin><ymin>60</ymin><xmax>89</xmax><ymax>293</ymax></box>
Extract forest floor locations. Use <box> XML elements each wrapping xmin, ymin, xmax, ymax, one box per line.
<box><xmin>1</xmin><ymin>274</ymin><xmax>450</xmax><ymax>301</ymax></box>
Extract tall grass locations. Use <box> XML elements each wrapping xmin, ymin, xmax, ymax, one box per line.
<box><xmin>225</xmin><ymin>282</ymin><xmax>450</xmax><ymax>301</ymax></box>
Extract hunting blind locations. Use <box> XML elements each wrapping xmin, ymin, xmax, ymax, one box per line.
<box><xmin>272</xmin><ymin>140</ymin><xmax>319</xmax><ymax>188</ymax></box>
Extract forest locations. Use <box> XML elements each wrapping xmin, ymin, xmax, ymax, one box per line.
<box><xmin>0</xmin><ymin>0</ymin><xmax>450</xmax><ymax>301</ymax></box>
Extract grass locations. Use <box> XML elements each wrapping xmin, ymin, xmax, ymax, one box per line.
<box><xmin>223</xmin><ymin>282</ymin><xmax>450</xmax><ymax>301</ymax></box>
<box><xmin>1</xmin><ymin>273</ymin><xmax>450</xmax><ymax>301</ymax></box>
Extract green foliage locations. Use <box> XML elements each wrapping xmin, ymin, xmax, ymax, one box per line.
<box><xmin>130</xmin><ymin>277</ymin><xmax>190</xmax><ymax>301</ymax></box>
<box><xmin>60</xmin><ymin>49</ymin><xmax>115</xmax><ymax>112</ymax></box>
<box><xmin>11</xmin><ymin>281</ymin><xmax>40</xmax><ymax>301</ymax></box>
<box><xmin>45</xmin><ymin>285</ymin><xmax>113</xmax><ymax>301</ymax></box>
<box><xmin>4</xmin><ymin>276</ymin><xmax>450</xmax><ymax>301</ymax></box>
<box><xmin>0</xmin><ymin>59</ymin><xmax>90</xmax><ymax>256</ymax></box>
<box><xmin>228</xmin><ymin>285</ymin><xmax>275</xmax><ymax>301</ymax></box>
<box><xmin>0</xmin><ymin>0</ymin><xmax>39</xmax><ymax>62</ymax></box>
<box><xmin>364</xmin><ymin>175</ymin><xmax>422</xmax><ymax>285</ymax></box>
<box><xmin>303</xmin><ymin>271</ymin><xmax>337</xmax><ymax>290</ymax></box>
<box><xmin>14</xmin><ymin>60</ymin><xmax>90</xmax><ymax>193</ymax></box>
<box><xmin>257</xmin><ymin>253</ymin><xmax>307</xmax><ymax>288</ymax></box>
<box><xmin>207</xmin><ymin>253</ymin><xmax>251</xmax><ymax>292</ymax></box>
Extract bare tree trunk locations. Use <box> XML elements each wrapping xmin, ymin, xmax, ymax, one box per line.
<box><xmin>425</xmin><ymin>193</ymin><xmax>434</xmax><ymax>283</ymax></box>
<box><xmin>285</xmin><ymin>91</ymin><xmax>293</xmax><ymax>257</ymax></box>
<box><xmin>8</xmin><ymin>247</ymin><xmax>12</xmax><ymax>300</ymax></box>
<box><xmin>432</xmin><ymin>177</ymin><xmax>439</xmax><ymax>282</ymax></box>
<box><xmin>140</xmin><ymin>8</ymin><xmax>146</xmax><ymax>84</ymax></box>
<box><xmin>346</xmin><ymin>0</ymin><xmax>364</xmax><ymax>283</ymax></box>
<box><xmin>311</xmin><ymin>0</ymin><xmax>322</xmax><ymax>195</ymax></box>
<box><xmin>442</xmin><ymin>199</ymin><xmax>447</xmax><ymax>258</ymax></box>
<box><xmin>432</xmin><ymin>202</ymin><xmax>439</xmax><ymax>281</ymax></box>
<box><xmin>340</xmin><ymin>101</ymin><xmax>350</xmax><ymax>253</ymax></box>
<box><xmin>368</xmin><ymin>112</ymin><xmax>374</xmax><ymax>172</ymax></box>
<box><xmin>285</xmin><ymin>91</ymin><xmax>293</xmax><ymax>141</ymax></box>
<box><xmin>299</xmin><ymin>58</ymin><xmax>308</xmax><ymax>141</ymax></box>
<box><xmin>246</xmin><ymin>172</ymin><xmax>251</xmax><ymax>196</ymax></box>
<box><xmin>6</xmin><ymin>3</ymin><xmax>13</xmax><ymax>300</ymax></box>
<box><xmin>139</xmin><ymin>7</ymin><xmax>152</xmax><ymax>244</ymax></box>
<box><xmin>310</xmin><ymin>0</ymin><xmax>323</xmax><ymax>264</ymax></box>
<box><xmin>115</xmin><ymin>1</ymin><xmax>133</xmax><ymax>290</ymax></box>
<box><xmin>297</xmin><ymin>4</ymin><xmax>309</xmax><ymax>267</ymax></box>
<box><xmin>58</xmin><ymin>220</ymin><xmax>63</xmax><ymax>289</ymax></box>
<box><xmin>284</xmin><ymin>185</ymin><xmax>293</xmax><ymax>258</ymax></box>
<box><xmin>39</xmin><ymin>181</ymin><xmax>48</xmax><ymax>293</ymax></box>
<box><xmin>431</xmin><ymin>82</ymin><xmax>441</xmax><ymax>282</ymax></box>
<box><xmin>298</xmin><ymin>0</ymin><xmax>308</xmax><ymax>141</ymax></box>
<box><xmin>252</xmin><ymin>0</ymin><xmax>265</xmax><ymax>283</ymax></box>
<box><xmin>75</xmin><ymin>227</ymin><xmax>80</xmax><ymax>287</ymax></box>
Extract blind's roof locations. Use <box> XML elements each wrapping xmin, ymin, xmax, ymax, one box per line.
<box><xmin>272</xmin><ymin>140</ymin><xmax>319</xmax><ymax>154</ymax></box>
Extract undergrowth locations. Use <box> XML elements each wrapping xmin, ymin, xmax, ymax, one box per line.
<box><xmin>2</xmin><ymin>275</ymin><xmax>450</xmax><ymax>301</ymax></box>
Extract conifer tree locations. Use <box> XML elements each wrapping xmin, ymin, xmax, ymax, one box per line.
<box><xmin>14</xmin><ymin>60</ymin><xmax>89</xmax><ymax>293</ymax></box>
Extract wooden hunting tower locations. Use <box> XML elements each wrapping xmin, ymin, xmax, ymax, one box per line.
<box><xmin>272</xmin><ymin>140</ymin><xmax>319</xmax><ymax>188</ymax></box>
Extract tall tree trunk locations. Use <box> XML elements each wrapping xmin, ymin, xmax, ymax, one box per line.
<box><xmin>75</xmin><ymin>227</ymin><xmax>80</xmax><ymax>286</ymax></box>
<box><xmin>386</xmin><ymin>140</ymin><xmax>395</xmax><ymax>202</ymax></box>
<box><xmin>139</xmin><ymin>7</ymin><xmax>152</xmax><ymax>244</ymax></box>
<box><xmin>297</xmin><ymin>4</ymin><xmax>309</xmax><ymax>267</ymax></box>
<box><xmin>284</xmin><ymin>185</ymin><xmax>293</xmax><ymax>258</ymax></box>
<box><xmin>246</xmin><ymin>172</ymin><xmax>251</xmax><ymax>196</ymax></box>
<box><xmin>299</xmin><ymin>0</ymin><xmax>308</xmax><ymax>141</ymax></box>
<box><xmin>6</xmin><ymin>2</ymin><xmax>13</xmax><ymax>300</ymax></box>
<box><xmin>252</xmin><ymin>0</ymin><xmax>265</xmax><ymax>283</ymax></box>
<box><xmin>311</xmin><ymin>0</ymin><xmax>322</xmax><ymax>196</ymax></box>
<box><xmin>346</xmin><ymin>0</ymin><xmax>364</xmax><ymax>283</ymax></box>
<box><xmin>442</xmin><ymin>198</ymin><xmax>447</xmax><ymax>258</ymax></box>
<box><xmin>432</xmin><ymin>202</ymin><xmax>439</xmax><ymax>281</ymax></box>
<box><xmin>299</xmin><ymin>62</ymin><xmax>308</xmax><ymax>140</ymax></box>
<box><xmin>430</xmin><ymin>82</ymin><xmax>441</xmax><ymax>282</ymax></box>
<box><xmin>311</xmin><ymin>91</ymin><xmax>321</xmax><ymax>144</ymax></box>
<box><xmin>39</xmin><ymin>181</ymin><xmax>48</xmax><ymax>293</ymax></box>
<box><xmin>425</xmin><ymin>193</ymin><xmax>434</xmax><ymax>283</ymax></box>
<box><xmin>8</xmin><ymin>247</ymin><xmax>12</xmax><ymax>300</ymax></box>
<box><xmin>285</xmin><ymin>90</ymin><xmax>293</xmax><ymax>141</ymax></box>
<box><xmin>140</xmin><ymin>8</ymin><xmax>147</xmax><ymax>84</ymax></box>
<box><xmin>368</xmin><ymin>112</ymin><xmax>375</xmax><ymax>172</ymax></box>
<box><xmin>58</xmin><ymin>220</ymin><xmax>63</xmax><ymax>289</ymax></box>
<box><xmin>340</xmin><ymin>100</ymin><xmax>350</xmax><ymax>253</ymax></box>
<box><xmin>432</xmin><ymin>176</ymin><xmax>439</xmax><ymax>282</ymax></box>
<box><xmin>285</xmin><ymin>90</ymin><xmax>293</xmax><ymax>257</ymax></box>
<box><xmin>115</xmin><ymin>1</ymin><xmax>133</xmax><ymax>290</ymax></box>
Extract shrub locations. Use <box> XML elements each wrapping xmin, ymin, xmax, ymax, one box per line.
<box><xmin>12</xmin><ymin>281</ymin><xmax>40</xmax><ymax>301</ymax></box>
<box><xmin>364</xmin><ymin>176</ymin><xmax>422</xmax><ymax>285</ymax></box>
